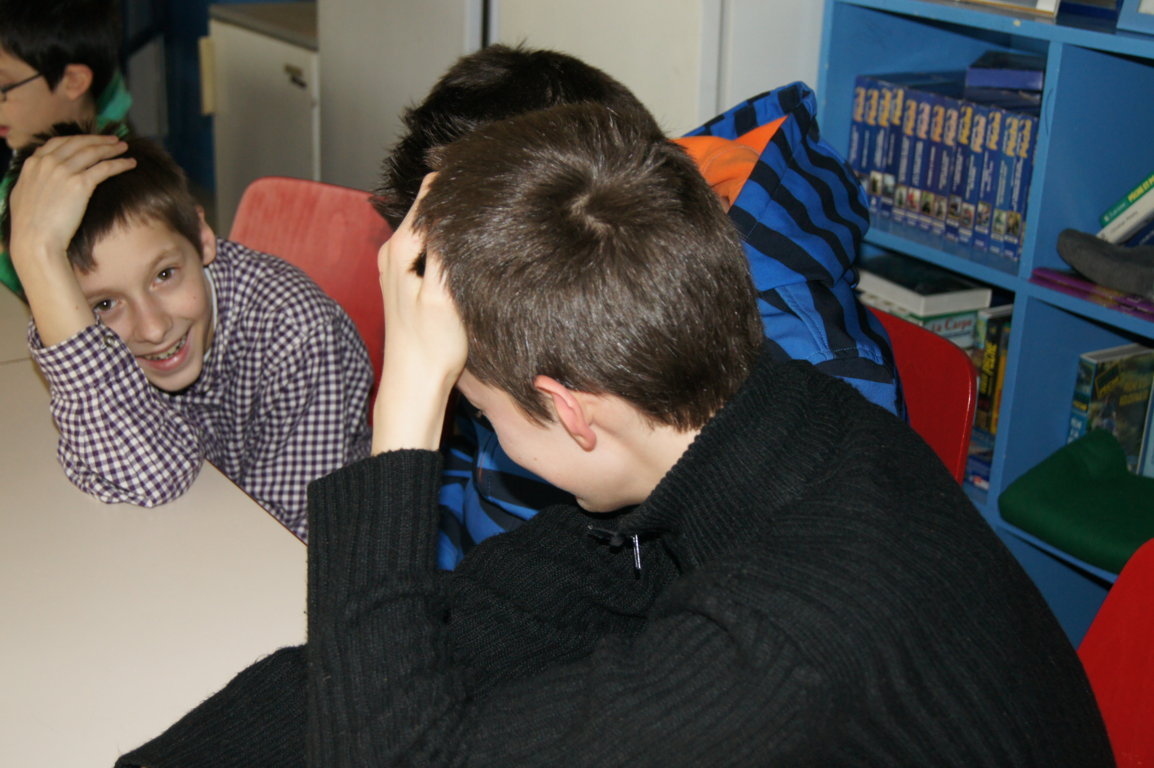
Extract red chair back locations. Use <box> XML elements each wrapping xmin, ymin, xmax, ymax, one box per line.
<box><xmin>869</xmin><ymin>307</ymin><xmax>977</xmax><ymax>483</ymax></box>
<box><xmin>1079</xmin><ymin>538</ymin><xmax>1154</xmax><ymax>767</ymax></box>
<box><xmin>229</xmin><ymin>177</ymin><xmax>391</xmax><ymax>391</ymax></box>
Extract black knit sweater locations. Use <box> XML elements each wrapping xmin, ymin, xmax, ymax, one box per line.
<box><xmin>117</xmin><ymin>350</ymin><xmax>1113</xmax><ymax>767</ymax></box>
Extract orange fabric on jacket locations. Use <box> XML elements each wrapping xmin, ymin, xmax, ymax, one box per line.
<box><xmin>673</xmin><ymin>116</ymin><xmax>787</xmax><ymax>209</ymax></box>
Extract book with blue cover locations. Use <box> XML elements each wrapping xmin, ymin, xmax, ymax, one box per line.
<box><xmin>958</xmin><ymin>102</ymin><xmax>990</xmax><ymax>248</ymax></box>
<box><xmin>965</xmin><ymin>51</ymin><xmax>1046</xmax><ymax>92</ymax></box>
<box><xmin>972</xmin><ymin>105</ymin><xmax>1006</xmax><ymax>253</ymax></box>
<box><xmin>1067</xmin><ymin>342</ymin><xmax>1154</xmax><ymax>474</ymax></box>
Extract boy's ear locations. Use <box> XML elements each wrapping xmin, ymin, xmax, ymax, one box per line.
<box><xmin>534</xmin><ymin>375</ymin><xmax>597</xmax><ymax>452</ymax></box>
<box><xmin>57</xmin><ymin>64</ymin><xmax>94</xmax><ymax>102</ymax></box>
<box><xmin>196</xmin><ymin>207</ymin><xmax>217</xmax><ymax>266</ymax></box>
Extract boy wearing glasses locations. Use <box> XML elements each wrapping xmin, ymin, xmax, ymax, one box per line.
<box><xmin>0</xmin><ymin>0</ymin><xmax>131</xmax><ymax>299</ymax></box>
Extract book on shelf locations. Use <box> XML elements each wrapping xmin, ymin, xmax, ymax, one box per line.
<box><xmin>972</xmin><ymin>105</ymin><xmax>1005</xmax><ymax>253</ymax></box>
<box><xmin>958</xmin><ymin>101</ymin><xmax>990</xmax><ymax>248</ymax></box>
<box><xmin>946</xmin><ymin>100</ymin><xmax>978</xmax><ymax>244</ymax></box>
<box><xmin>1097</xmin><ymin>170</ymin><xmax>1154</xmax><ymax>245</ymax></box>
<box><xmin>966</xmin><ymin>426</ymin><xmax>996</xmax><ymax>491</ymax></box>
<box><xmin>991</xmin><ymin>111</ymin><xmax>1038</xmax><ymax>262</ymax></box>
<box><xmin>1100</xmin><ymin>168</ymin><xmax>1154</xmax><ymax>227</ymax></box>
<box><xmin>1030</xmin><ymin>267</ymin><xmax>1154</xmax><ymax>321</ymax></box>
<box><xmin>1141</xmin><ymin>389</ymin><xmax>1154</xmax><ymax>478</ymax></box>
<box><xmin>965</xmin><ymin>50</ymin><xmax>1046</xmax><ymax>92</ymax></box>
<box><xmin>954</xmin><ymin>0</ymin><xmax>1059</xmax><ymax>15</ymax></box>
<box><xmin>1067</xmin><ymin>342</ymin><xmax>1154</xmax><ymax>473</ymax></box>
<box><xmin>929</xmin><ymin>96</ymin><xmax>961</xmax><ymax>239</ymax></box>
<box><xmin>858</xmin><ymin>291</ymin><xmax>980</xmax><ymax>348</ymax></box>
<box><xmin>859</xmin><ymin>252</ymin><xmax>993</xmax><ymax>316</ymax></box>
<box><xmin>975</xmin><ymin>306</ymin><xmax>1013</xmax><ymax>434</ymax></box>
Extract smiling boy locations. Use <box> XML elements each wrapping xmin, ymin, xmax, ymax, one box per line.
<box><xmin>2</xmin><ymin>128</ymin><xmax>371</xmax><ymax>537</ymax></box>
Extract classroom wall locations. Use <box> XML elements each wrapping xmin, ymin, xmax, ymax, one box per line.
<box><xmin>317</xmin><ymin>0</ymin><xmax>824</xmax><ymax>191</ymax></box>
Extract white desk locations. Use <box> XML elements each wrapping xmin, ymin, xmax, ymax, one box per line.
<box><xmin>0</xmin><ymin>286</ymin><xmax>30</xmax><ymax>362</ymax></box>
<box><xmin>0</xmin><ymin>357</ymin><xmax>307</xmax><ymax>766</ymax></box>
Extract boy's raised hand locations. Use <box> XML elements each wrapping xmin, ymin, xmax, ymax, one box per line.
<box><xmin>8</xmin><ymin>134</ymin><xmax>136</xmax><ymax>259</ymax></box>
<box><xmin>372</xmin><ymin>174</ymin><xmax>468</xmax><ymax>453</ymax></box>
<box><xmin>7</xmin><ymin>135</ymin><xmax>136</xmax><ymax>346</ymax></box>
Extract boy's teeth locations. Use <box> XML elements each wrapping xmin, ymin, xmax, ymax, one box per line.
<box><xmin>145</xmin><ymin>334</ymin><xmax>186</xmax><ymax>361</ymax></box>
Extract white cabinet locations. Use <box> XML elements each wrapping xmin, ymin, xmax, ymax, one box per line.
<box><xmin>208</xmin><ymin>2</ymin><xmax>319</xmax><ymax>233</ymax></box>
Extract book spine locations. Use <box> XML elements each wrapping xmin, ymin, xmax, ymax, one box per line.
<box><xmin>1067</xmin><ymin>353</ymin><xmax>1096</xmax><ymax>445</ymax></box>
<box><xmin>989</xmin><ymin>316</ymin><xmax>1011</xmax><ymax>433</ymax></box>
<box><xmin>958</xmin><ymin>102</ymin><xmax>989</xmax><ymax>248</ymax></box>
<box><xmin>1097</xmin><ymin>182</ymin><xmax>1154</xmax><ymax>244</ymax></box>
<box><xmin>920</xmin><ymin>91</ymin><xmax>946</xmax><ymax>233</ymax></box>
<box><xmin>972</xmin><ymin>104</ymin><xmax>1005</xmax><ymax>253</ymax></box>
<box><xmin>975</xmin><ymin>312</ymin><xmax>1010</xmax><ymax>432</ymax></box>
<box><xmin>1099</xmin><ymin>168</ymin><xmax>1154</xmax><ymax>227</ymax></box>
<box><xmin>879</xmin><ymin>82</ymin><xmax>906</xmax><ymax>221</ymax></box>
<box><xmin>911</xmin><ymin>91</ymin><xmax>935</xmax><ymax>231</ymax></box>
<box><xmin>946</xmin><ymin>101</ymin><xmax>975</xmax><ymax>244</ymax></box>
<box><xmin>1003</xmin><ymin>112</ymin><xmax>1036</xmax><ymax>263</ymax></box>
<box><xmin>848</xmin><ymin>77</ymin><xmax>869</xmax><ymax>192</ymax></box>
<box><xmin>894</xmin><ymin>88</ymin><xmax>921</xmax><ymax>227</ymax></box>
<box><xmin>931</xmin><ymin>96</ymin><xmax>960</xmax><ymax>239</ymax></box>
<box><xmin>990</xmin><ymin>111</ymin><xmax>1018</xmax><ymax>260</ymax></box>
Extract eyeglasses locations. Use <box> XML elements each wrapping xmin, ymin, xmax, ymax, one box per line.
<box><xmin>0</xmin><ymin>73</ymin><xmax>43</xmax><ymax>102</ymax></box>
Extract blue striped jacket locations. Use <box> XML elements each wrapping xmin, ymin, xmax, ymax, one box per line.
<box><xmin>437</xmin><ymin>82</ymin><xmax>901</xmax><ymax>569</ymax></box>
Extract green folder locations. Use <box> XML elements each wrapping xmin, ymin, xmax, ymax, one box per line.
<box><xmin>1000</xmin><ymin>429</ymin><xmax>1154</xmax><ymax>574</ymax></box>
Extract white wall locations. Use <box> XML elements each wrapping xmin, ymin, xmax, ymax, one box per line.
<box><xmin>318</xmin><ymin>0</ymin><xmax>483</xmax><ymax>190</ymax></box>
<box><xmin>317</xmin><ymin>0</ymin><xmax>823</xmax><ymax>189</ymax></box>
<box><xmin>493</xmin><ymin>0</ymin><xmax>824</xmax><ymax>136</ymax></box>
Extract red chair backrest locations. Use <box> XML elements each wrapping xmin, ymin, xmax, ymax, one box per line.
<box><xmin>229</xmin><ymin>177</ymin><xmax>391</xmax><ymax>392</ymax></box>
<box><xmin>1079</xmin><ymin>538</ymin><xmax>1154</xmax><ymax>767</ymax></box>
<box><xmin>869</xmin><ymin>307</ymin><xmax>977</xmax><ymax>483</ymax></box>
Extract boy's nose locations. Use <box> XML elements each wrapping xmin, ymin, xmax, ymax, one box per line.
<box><xmin>134</xmin><ymin>298</ymin><xmax>173</xmax><ymax>345</ymax></box>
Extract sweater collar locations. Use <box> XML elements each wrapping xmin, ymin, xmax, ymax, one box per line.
<box><xmin>606</xmin><ymin>346</ymin><xmax>844</xmax><ymax>572</ymax></box>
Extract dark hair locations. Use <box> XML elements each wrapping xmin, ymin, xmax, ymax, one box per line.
<box><xmin>1</xmin><ymin>122</ymin><xmax>202</xmax><ymax>273</ymax></box>
<box><xmin>418</xmin><ymin>103</ymin><xmax>763</xmax><ymax>431</ymax></box>
<box><xmin>374</xmin><ymin>43</ymin><xmax>653</xmax><ymax>229</ymax></box>
<box><xmin>0</xmin><ymin>0</ymin><xmax>122</xmax><ymax>100</ymax></box>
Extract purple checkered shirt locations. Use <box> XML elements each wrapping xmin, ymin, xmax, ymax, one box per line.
<box><xmin>29</xmin><ymin>239</ymin><xmax>373</xmax><ymax>539</ymax></box>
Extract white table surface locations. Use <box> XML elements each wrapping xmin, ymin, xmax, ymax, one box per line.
<box><xmin>0</xmin><ymin>356</ymin><xmax>307</xmax><ymax>766</ymax></box>
<box><xmin>0</xmin><ymin>286</ymin><xmax>30</xmax><ymax>363</ymax></box>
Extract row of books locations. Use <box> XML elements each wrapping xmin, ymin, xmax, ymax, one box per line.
<box><xmin>1067</xmin><ymin>342</ymin><xmax>1154</xmax><ymax>480</ymax></box>
<box><xmin>847</xmin><ymin>54</ymin><xmax>1041</xmax><ymax>265</ymax></box>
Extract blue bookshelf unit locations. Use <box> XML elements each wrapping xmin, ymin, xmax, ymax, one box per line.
<box><xmin>818</xmin><ymin>0</ymin><xmax>1154</xmax><ymax>644</ymax></box>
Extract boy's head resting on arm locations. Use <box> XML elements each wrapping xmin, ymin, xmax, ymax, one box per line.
<box><xmin>415</xmin><ymin>104</ymin><xmax>763</xmax><ymax>510</ymax></box>
<box><xmin>3</xmin><ymin>123</ymin><xmax>218</xmax><ymax>393</ymax></box>
<box><xmin>0</xmin><ymin>0</ymin><xmax>121</xmax><ymax>149</ymax></box>
<box><xmin>375</xmin><ymin>43</ymin><xmax>652</xmax><ymax>229</ymax></box>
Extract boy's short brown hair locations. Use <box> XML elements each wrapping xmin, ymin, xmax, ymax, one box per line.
<box><xmin>2</xmin><ymin>123</ymin><xmax>203</xmax><ymax>273</ymax></box>
<box><xmin>418</xmin><ymin>103</ymin><xmax>763</xmax><ymax>431</ymax></box>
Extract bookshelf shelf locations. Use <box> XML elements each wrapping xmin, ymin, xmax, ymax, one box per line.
<box><xmin>820</xmin><ymin>0</ymin><xmax>1154</xmax><ymax>643</ymax></box>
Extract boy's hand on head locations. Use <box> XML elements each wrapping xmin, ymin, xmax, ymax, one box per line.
<box><xmin>7</xmin><ymin>135</ymin><xmax>137</xmax><ymax>347</ymax></box>
<box><xmin>373</xmin><ymin>174</ymin><xmax>468</xmax><ymax>453</ymax></box>
<box><xmin>8</xmin><ymin>135</ymin><xmax>136</xmax><ymax>262</ymax></box>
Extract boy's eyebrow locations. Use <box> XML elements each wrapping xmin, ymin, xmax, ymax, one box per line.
<box><xmin>411</xmin><ymin>249</ymin><xmax>427</xmax><ymax>277</ymax></box>
<box><xmin>79</xmin><ymin>246</ymin><xmax>187</xmax><ymax>298</ymax></box>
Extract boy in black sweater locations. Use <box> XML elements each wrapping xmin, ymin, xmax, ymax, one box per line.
<box><xmin>116</xmin><ymin>104</ymin><xmax>1112</xmax><ymax>766</ymax></box>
